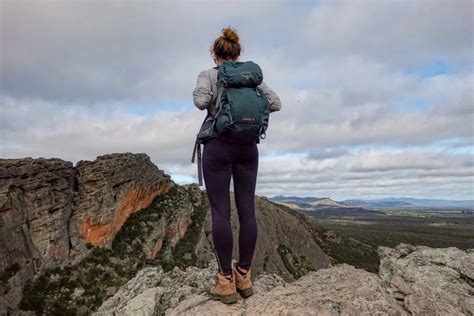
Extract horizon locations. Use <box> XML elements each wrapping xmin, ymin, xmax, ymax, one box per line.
<box><xmin>268</xmin><ymin>194</ymin><xmax>474</xmax><ymax>202</ymax></box>
<box><xmin>1</xmin><ymin>0</ymin><xmax>473</xmax><ymax>200</ymax></box>
<box><xmin>3</xmin><ymin>151</ymin><xmax>472</xmax><ymax>201</ymax></box>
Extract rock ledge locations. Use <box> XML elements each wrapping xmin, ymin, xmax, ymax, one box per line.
<box><xmin>96</xmin><ymin>243</ymin><xmax>474</xmax><ymax>315</ymax></box>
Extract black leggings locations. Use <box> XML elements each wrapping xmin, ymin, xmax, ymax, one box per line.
<box><xmin>202</xmin><ymin>136</ymin><xmax>259</xmax><ymax>275</ymax></box>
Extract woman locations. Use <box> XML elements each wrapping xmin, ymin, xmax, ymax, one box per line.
<box><xmin>192</xmin><ymin>27</ymin><xmax>282</xmax><ymax>304</ymax></box>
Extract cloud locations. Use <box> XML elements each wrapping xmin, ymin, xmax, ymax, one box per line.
<box><xmin>294</xmin><ymin>0</ymin><xmax>473</xmax><ymax>69</ymax></box>
<box><xmin>0</xmin><ymin>0</ymin><xmax>286</xmax><ymax>102</ymax></box>
<box><xmin>0</xmin><ymin>97</ymin><xmax>203</xmax><ymax>165</ymax></box>
<box><xmin>2</xmin><ymin>0</ymin><xmax>472</xmax><ymax>102</ymax></box>
<box><xmin>0</xmin><ymin>0</ymin><xmax>473</xmax><ymax>199</ymax></box>
<box><xmin>254</xmin><ymin>149</ymin><xmax>473</xmax><ymax>200</ymax></box>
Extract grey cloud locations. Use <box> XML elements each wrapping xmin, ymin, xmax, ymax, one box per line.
<box><xmin>295</xmin><ymin>0</ymin><xmax>473</xmax><ymax>69</ymax></box>
<box><xmin>0</xmin><ymin>98</ymin><xmax>203</xmax><ymax>164</ymax></box>
<box><xmin>1</xmin><ymin>1</ymin><xmax>472</xmax><ymax>103</ymax></box>
<box><xmin>1</xmin><ymin>0</ymin><xmax>473</xmax><ymax>199</ymax></box>
<box><xmin>0</xmin><ymin>0</ymin><xmax>285</xmax><ymax>102</ymax></box>
<box><xmin>2</xmin><ymin>95</ymin><xmax>471</xmax><ymax>200</ymax></box>
<box><xmin>264</xmin><ymin>70</ymin><xmax>473</xmax><ymax>152</ymax></box>
<box><xmin>249</xmin><ymin>149</ymin><xmax>474</xmax><ymax>199</ymax></box>
<box><xmin>255</xmin><ymin>166</ymin><xmax>473</xmax><ymax>201</ymax></box>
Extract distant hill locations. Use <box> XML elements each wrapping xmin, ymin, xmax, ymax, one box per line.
<box><xmin>270</xmin><ymin>195</ymin><xmax>346</xmax><ymax>209</ymax></box>
<box><xmin>270</xmin><ymin>195</ymin><xmax>474</xmax><ymax>210</ymax></box>
<box><xmin>269</xmin><ymin>195</ymin><xmax>384</xmax><ymax>218</ymax></box>
<box><xmin>341</xmin><ymin>198</ymin><xmax>474</xmax><ymax>209</ymax></box>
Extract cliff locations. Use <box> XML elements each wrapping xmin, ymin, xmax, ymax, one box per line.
<box><xmin>0</xmin><ymin>153</ymin><xmax>332</xmax><ymax>314</ymax></box>
<box><xmin>0</xmin><ymin>153</ymin><xmax>172</xmax><ymax>311</ymax></box>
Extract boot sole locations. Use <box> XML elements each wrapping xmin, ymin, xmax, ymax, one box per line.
<box><xmin>210</xmin><ymin>292</ymin><xmax>240</xmax><ymax>304</ymax></box>
<box><xmin>237</xmin><ymin>287</ymin><xmax>254</xmax><ymax>298</ymax></box>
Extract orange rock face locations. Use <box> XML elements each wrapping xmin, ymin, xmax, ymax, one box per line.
<box><xmin>79</xmin><ymin>182</ymin><xmax>172</xmax><ymax>246</ymax></box>
<box><xmin>78</xmin><ymin>217</ymin><xmax>111</xmax><ymax>246</ymax></box>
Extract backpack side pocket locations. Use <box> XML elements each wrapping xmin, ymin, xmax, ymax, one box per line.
<box><xmin>197</xmin><ymin>116</ymin><xmax>217</xmax><ymax>144</ymax></box>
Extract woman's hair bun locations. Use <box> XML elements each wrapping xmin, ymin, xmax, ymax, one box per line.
<box><xmin>222</xmin><ymin>27</ymin><xmax>239</xmax><ymax>44</ymax></box>
<box><xmin>211</xmin><ymin>26</ymin><xmax>241</xmax><ymax>60</ymax></box>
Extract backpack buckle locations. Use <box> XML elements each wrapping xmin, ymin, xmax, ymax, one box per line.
<box><xmin>259</xmin><ymin>125</ymin><xmax>267</xmax><ymax>140</ymax></box>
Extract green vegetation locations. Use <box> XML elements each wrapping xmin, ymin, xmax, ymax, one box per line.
<box><xmin>268</xmin><ymin>201</ymin><xmax>382</xmax><ymax>273</ymax></box>
<box><xmin>20</xmin><ymin>247</ymin><xmax>130</xmax><ymax>315</ymax></box>
<box><xmin>0</xmin><ymin>262</ymin><xmax>20</xmax><ymax>288</ymax></box>
<box><xmin>168</xmin><ymin>197</ymin><xmax>208</xmax><ymax>270</ymax></box>
<box><xmin>310</xmin><ymin>209</ymin><xmax>473</xmax><ymax>272</ymax></box>
<box><xmin>20</xmin><ymin>184</ymin><xmax>209</xmax><ymax>315</ymax></box>
<box><xmin>316</xmin><ymin>212</ymin><xmax>474</xmax><ymax>251</ymax></box>
<box><xmin>269</xmin><ymin>200</ymin><xmax>474</xmax><ymax>273</ymax></box>
<box><xmin>304</xmin><ymin>219</ymin><xmax>380</xmax><ymax>273</ymax></box>
<box><xmin>153</xmin><ymin>185</ymin><xmax>209</xmax><ymax>271</ymax></box>
<box><xmin>277</xmin><ymin>244</ymin><xmax>316</xmax><ymax>279</ymax></box>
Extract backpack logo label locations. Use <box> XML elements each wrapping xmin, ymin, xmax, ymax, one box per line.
<box><xmin>241</xmin><ymin>71</ymin><xmax>252</xmax><ymax>80</ymax></box>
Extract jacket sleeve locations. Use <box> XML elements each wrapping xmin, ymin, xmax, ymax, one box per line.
<box><xmin>258</xmin><ymin>81</ymin><xmax>282</xmax><ymax>112</ymax></box>
<box><xmin>192</xmin><ymin>70</ymin><xmax>213</xmax><ymax>111</ymax></box>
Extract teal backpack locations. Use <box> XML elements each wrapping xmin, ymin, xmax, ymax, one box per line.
<box><xmin>191</xmin><ymin>60</ymin><xmax>270</xmax><ymax>185</ymax></box>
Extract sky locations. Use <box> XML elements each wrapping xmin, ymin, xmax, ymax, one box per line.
<box><xmin>0</xmin><ymin>0</ymin><xmax>473</xmax><ymax>200</ymax></box>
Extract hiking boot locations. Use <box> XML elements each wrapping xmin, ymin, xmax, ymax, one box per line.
<box><xmin>232</xmin><ymin>260</ymin><xmax>254</xmax><ymax>298</ymax></box>
<box><xmin>209</xmin><ymin>270</ymin><xmax>239</xmax><ymax>304</ymax></box>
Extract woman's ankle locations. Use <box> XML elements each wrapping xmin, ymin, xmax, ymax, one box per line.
<box><xmin>221</xmin><ymin>271</ymin><xmax>233</xmax><ymax>280</ymax></box>
<box><xmin>236</xmin><ymin>264</ymin><xmax>249</xmax><ymax>276</ymax></box>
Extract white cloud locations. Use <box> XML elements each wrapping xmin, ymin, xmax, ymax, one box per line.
<box><xmin>0</xmin><ymin>0</ymin><xmax>473</xmax><ymax>199</ymax></box>
<box><xmin>253</xmin><ymin>149</ymin><xmax>473</xmax><ymax>200</ymax></box>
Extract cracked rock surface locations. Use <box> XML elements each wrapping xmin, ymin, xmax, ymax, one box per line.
<box><xmin>96</xmin><ymin>244</ymin><xmax>473</xmax><ymax>315</ymax></box>
<box><xmin>379</xmin><ymin>243</ymin><xmax>474</xmax><ymax>316</ymax></box>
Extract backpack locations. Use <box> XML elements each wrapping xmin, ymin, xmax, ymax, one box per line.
<box><xmin>191</xmin><ymin>60</ymin><xmax>270</xmax><ymax>185</ymax></box>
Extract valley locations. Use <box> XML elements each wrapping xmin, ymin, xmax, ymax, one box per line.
<box><xmin>270</xmin><ymin>196</ymin><xmax>474</xmax><ymax>273</ymax></box>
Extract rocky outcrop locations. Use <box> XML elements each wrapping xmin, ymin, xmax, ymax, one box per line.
<box><xmin>0</xmin><ymin>158</ymin><xmax>76</xmax><ymax>312</ymax></box>
<box><xmin>96</xmin><ymin>244</ymin><xmax>473</xmax><ymax>315</ymax></box>
<box><xmin>0</xmin><ymin>158</ymin><xmax>75</xmax><ymax>267</ymax></box>
<box><xmin>0</xmin><ymin>153</ymin><xmax>172</xmax><ymax>312</ymax></box>
<box><xmin>13</xmin><ymin>181</ymin><xmax>333</xmax><ymax>315</ymax></box>
<box><xmin>69</xmin><ymin>153</ymin><xmax>172</xmax><ymax>255</ymax></box>
<box><xmin>378</xmin><ymin>243</ymin><xmax>474</xmax><ymax>315</ymax></box>
<box><xmin>96</xmin><ymin>261</ymin><xmax>405</xmax><ymax>315</ymax></box>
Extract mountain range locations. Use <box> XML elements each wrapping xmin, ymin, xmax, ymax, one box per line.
<box><xmin>270</xmin><ymin>195</ymin><xmax>474</xmax><ymax>210</ymax></box>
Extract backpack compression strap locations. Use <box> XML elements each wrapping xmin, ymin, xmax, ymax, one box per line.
<box><xmin>192</xmin><ymin>110</ymin><xmax>212</xmax><ymax>186</ymax></box>
<box><xmin>191</xmin><ymin>140</ymin><xmax>203</xmax><ymax>186</ymax></box>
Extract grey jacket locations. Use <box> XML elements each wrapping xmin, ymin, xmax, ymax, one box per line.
<box><xmin>192</xmin><ymin>67</ymin><xmax>282</xmax><ymax>115</ymax></box>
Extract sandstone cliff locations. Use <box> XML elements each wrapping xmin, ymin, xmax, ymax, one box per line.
<box><xmin>69</xmin><ymin>153</ymin><xmax>172</xmax><ymax>255</ymax></box>
<box><xmin>1</xmin><ymin>154</ymin><xmax>333</xmax><ymax>314</ymax></box>
<box><xmin>0</xmin><ymin>153</ymin><xmax>172</xmax><ymax>311</ymax></box>
<box><xmin>95</xmin><ymin>244</ymin><xmax>474</xmax><ymax>315</ymax></box>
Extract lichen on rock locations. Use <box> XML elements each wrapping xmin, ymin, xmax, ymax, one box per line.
<box><xmin>95</xmin><ymin>244</ymin><xmax>473</xmax><ymax>316</ymax></box>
